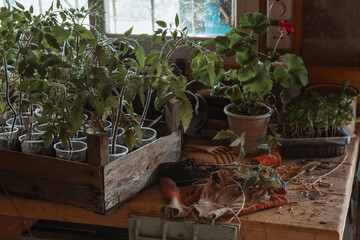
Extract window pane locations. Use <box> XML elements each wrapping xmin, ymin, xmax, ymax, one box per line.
<box><xmin>1</xmin><ymin>0</ymin><xmax>89</xmax><ymax>21</ymax></box>
<box><xmin>104</xmin><ymin>0</ymin><xmax>152</xmax><ymax>34</ymax></box>
<box><xmin>104</xmin><ymin>0</ymin><xmax>233</xmax><ymax>36</ymax></box>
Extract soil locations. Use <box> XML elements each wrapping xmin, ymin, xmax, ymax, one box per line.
<box><xmin>228</xmin><ymin>104</ymin><xmax>270</xmax><ymax>116</ymax></box>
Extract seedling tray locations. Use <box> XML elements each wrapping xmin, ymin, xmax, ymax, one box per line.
<box><xmin>278</xmin><ymin>126</ymin><xmax>356</xmax><ymax>158</ymax></box>
<box><xmin>0</xmin><ymin>101</ymin><xmax>181</xmax><ymax>214</ymax></box>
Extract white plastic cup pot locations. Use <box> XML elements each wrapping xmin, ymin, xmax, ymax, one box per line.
<box><xmin>54</xmin><ymin>141</ymin><xmax>87</xmax><ymax>163</ymax></box>
<box><xmin>19</xmin><ymin>132</ymin><xmax>52</xmax><ymax>156</ymax></box>
<box><xmin>72</xmin><ymin>130</ymin><xmax>88</xmax><ymax>143</ymax></box>
<box><xmin>6</xmin><ymin>116</ymin><xmax>30</xmax><ymax>136</ymax></box>
<box><xmin>108</xmin><ymin>144</ymin><xmax>129</xmax><ymax>162</ymax></box>
<box><xmin>109</xmin><ymin>127</ymin><xmax>125</xmax><ymax>145</ymax></box>
<box><xmin>134</xmin><ymin>127</ymin><xmax>157</xmax><ymax>149</ymax></box>
<box><xmin>0</xmin><ymin>126</ymin><xmax>18</xmax><ymax>150</ymax></box>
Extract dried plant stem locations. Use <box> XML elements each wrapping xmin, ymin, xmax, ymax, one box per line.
<box><xmin>311</xmin><ymin>146</ymin><xmax>348</xmax><ymax>181</ymax></box>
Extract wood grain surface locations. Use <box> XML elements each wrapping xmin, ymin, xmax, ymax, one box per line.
<box><xmin>0</xmin><ymin>134</ymin><xmax>357</xmax><ymax>240</ymax></box>
<box><xmin>103</xmin><ymin>130</ymin><xmax>182</xmax><ymax>210</ymax></box>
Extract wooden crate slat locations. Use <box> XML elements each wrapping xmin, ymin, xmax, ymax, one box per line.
<box><xmin>87</xmin><ymin>133</ymin><xmax>110</xmax><ymax>166</ymax></box>
<box><xmin>103</xmin><ymin>130</ymin><xmax>182</xmax><ymax>211</ymax></box>
<box><xmin>0</xmin><ymin>170</ymin><xmax>105</xmax><ymax>213</ymax></box>
<box><xmin>0</xmin><ymin>149</ymin><xmax>102</xmax><ymax>188</ymax></box>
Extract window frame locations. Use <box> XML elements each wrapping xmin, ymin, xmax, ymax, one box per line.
<box><xmin>88</xmin><ymin>0</ymin><xmax>259</xmax><ymax>62</ymax></box>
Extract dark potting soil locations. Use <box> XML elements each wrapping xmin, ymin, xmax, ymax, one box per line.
<box><xmin>228</xmin><ymin>105</ymin><xmax>269</xmax><ymax>116</ymax></box>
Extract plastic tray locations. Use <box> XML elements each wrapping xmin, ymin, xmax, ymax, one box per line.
<box><xmin>278</xmin><ymin>126</ymin><xmax>356</xmax><ymax>158</ymax></box>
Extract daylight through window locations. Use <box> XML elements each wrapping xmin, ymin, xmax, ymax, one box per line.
<box><xmin>2</xmin><ymin>0</ymin><xmax>237</xmax><ymax>37</ymax></box>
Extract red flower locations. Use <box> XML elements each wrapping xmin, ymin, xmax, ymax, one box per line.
<box><xmin>279</xmin><ymin>20</ymin><xmax>294</xmax><ymax>35</ymax></box>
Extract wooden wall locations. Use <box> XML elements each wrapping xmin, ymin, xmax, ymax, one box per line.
<box><xmin>301</xmin><ymin>0</ymin><xmax>360</xmax><ymax>99</ymax></box>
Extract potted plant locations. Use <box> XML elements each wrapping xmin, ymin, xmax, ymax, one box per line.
<box><xmin>6</xmin><ymin>1</ymin><xmax>195</xmax><ymax>162</ymax></box>
<box><xmin>189</xmin><ymin>13</ymin><xmax>308</xmax><ymax>156</ymax></box>
<box><xmin>275</xmin><ymin>80</ymin><xmax>356</xmax><ymax>158</ymax></box>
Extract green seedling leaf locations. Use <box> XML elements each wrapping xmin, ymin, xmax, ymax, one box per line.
<box><xmin>342</xmin><ymin>79</ymin><xmax>350</xmax><ymax>93</ymax></box>
<box><xmin>124</xmin><ymin>27</ymin><xmax>133</xmax><ymax>37</ymax></box>
<box><xmin>74</xmin><ymin>24</ymin><xmax>94</xmax><ymax>40</ymax></box>
<box><xmin>105</xmin><ymin>95</ymin><xmax>118</xmax><ymax>108</ymax></box>
<box><xmin>154</xmin><ymin>92</ymin><xmax>175</xmax><ymax>109</ymax></box>
<box><xmin>135</xmin><ymin>46</ymin><xmax>146</xmax><ymax>68</ymax></box>
<box><xmin>0</xmin><ymin>9</ymin><xmax>11</xmax><ymax>20</ymax></box>
<box><xmin>45</xmin><ymin>34</ymin><xmax>60</xmax><ymax>50</ymax></box>
<box><xmin>95</xmin><ymin>45</ymin><xmax>109</xmax><ymax>66</ymax></box>
<box><xmin>24</xmin><ymin>11</ymin><xmax>31</xmax><ymax>21</ymax></box>
<box><xmin>257</xmin><ymin>143</ymin><xmax>269</xmax><ymax>150</ymax></box>
<box><xmin>123</xmin><ymin>129</ymin><xmax>136</xmax><ymax>151</ymax></box>
<box><xmin>15</xmin><ymin>1</ymin><xmax>25</xmax><ymax>9</ymax></box>
<box><xmin>201</xmin><ymin>39</ymin><xmax>213</xmax><ymax>47</ymax></box>
<box><xmin>244</xmin><ymin>171</ymin><xmax>258</xmax><ymax>188</ymax></box>
<box><xmin>179</xmin><ymin>99</ymin><xmax>193</xmax><ymax>132</ymax></box>
<box><xmin>175</xmin><ymin>14</ymin><xmax>179</xmax><ymax>27</ymax></box>
<box><xmin>136</xmin><ymin>34</ymin><xmax>147</xmax><ymax>41</ymax></box>
<box><xmin>213</xmin><ymin>129</ymin><xmax>235</xmax><ymax>140</ymax></box>
<box><xmin>145</xmin><ymin>49</ymin><xmax>159</xmax><ymax>66</ymax></box>
<box><xmin>43</xmin><ymin>128</ymin><xmax>54</xmax><ymax>149</ymax></box>
<box><xmin>230</xmin><ymin>137</ymin><xmax>244</xmax><ymax>147</ymax></box>
<box><xmin>156</xmin><ymin>20</ymin><xmax>167</xmax><ymax>28</ymax></box>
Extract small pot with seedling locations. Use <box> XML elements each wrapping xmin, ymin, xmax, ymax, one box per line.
<box><xmin>19</xmin><ymin>132</ymin><xmax>52</xmax><ymax>156</ymax></box>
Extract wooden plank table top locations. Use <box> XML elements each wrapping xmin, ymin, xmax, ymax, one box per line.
<box><xmin>0</xmin><ymin>136</ymin><xmax>358</xmax><ymax>240</ymax></box>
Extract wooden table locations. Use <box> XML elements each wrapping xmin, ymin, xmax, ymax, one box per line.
<box><xmin>0</xmin><ymin>136</ymin><xmax>358</xmax><ymax>240</ymax></box>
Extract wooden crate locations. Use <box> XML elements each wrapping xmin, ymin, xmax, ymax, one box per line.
<box><xmin>0</xmin><ymin>101</ymin><xmax>182</xmax><ymax>214</ymax></box>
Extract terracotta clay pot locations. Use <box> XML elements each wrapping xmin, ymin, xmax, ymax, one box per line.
<box><xmin>224</xmin><ymin>103</ymin><xmax>272</xmax><ymax>157</ymax></box>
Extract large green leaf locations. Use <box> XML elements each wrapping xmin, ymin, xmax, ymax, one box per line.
<box><xmin>0</xmin><ymin>7</ymin><xmax>11</xmax><ymax>20</ymax></box>
<box><xmin>45</xmin><ymin>34</ymin><xmax>60</xmax><ymax>50</ymax></box>
<box><xmin>211</xmin><ymin>84</ymin><xmax>241</xmax><ymax>102</ymax></box>
<box><xmin>74</xmin><ymin>24</ymin><xmax>94</xmax><ymax>40</ymax></box>
<box><xmin>179</xmin><ymin>99</ymin><xmax>193</xmax><ymax>132</ymax></box>
<box><xmin>274</xmin><ymin>54</ymin><xmax>308</xmax><ymax>89</ymax></box>
<box><xmin>135</xmin><ymin>46</ymin><xmax>146</xmax><ymax>68</ymax></box>
<box><xmin>235</xmin><ymin>48</ymin><xmax>256</xmax><ymax>66</ymax></box>
<box><xmin>239</xmin><ymin>65</ymin><xmax>272</xmax><ymax>94</ymax></box>
<box><xmin>190</xmin><ymin>51</ymin><xmax>224</xmax><ymax>87</ymax></box>
<box><xmin>53</xmin><ymin>26</ymin><xmax>71</xmax><ymax>44</ymax></box>
<box><xmin>239</xmin><ymin>12</ymin><xmax>270</xmax><ymax>35</ymax></box>
<box><xmin>123</xmin><ymin>129</ymin><xmax>136</xmax><ymax>151</ymax></box>
<box><xmin>145</xmin><ymin>49</ymin><xmax>159</xmax><ymax>66</ymax></box>
<box><xmin>95</xmin><ymin>45</ymin><xmax>109</xmax><ymax>66</ymax></box>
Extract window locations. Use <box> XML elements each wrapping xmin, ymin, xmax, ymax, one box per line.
<box><xmin>1</xmin><ymin>0</ymin><xmax>258</xmax><ymax>62</ymax></box>
<box><xmin>2</xmin><ymin>0</ymin><xmax>259</xmax><ymax>38</ymax></box>
<box><xmin>0</xmin><ymin>0</ymin><xmax>88</xmax><ymax>13</ymax></box>
<box><xmin>105</xmin><ymin>0</ymin><xmax>234</xmax><ymax>37</ymax></box>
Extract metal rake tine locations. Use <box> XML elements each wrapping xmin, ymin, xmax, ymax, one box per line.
<box><xmin>217</xmin><ymin>146</ymin><xmax>234</xmax><ymax>163</ymax></box>
<box><xmin>207</xmin><ymin>152</ymin><xmax>221</xmax><ymax>164</ymax></box>
<box><xmin>214</xmin><ymin>147</ymin><xmax>233</xmax><ymax>163</ymax></box>
<box><xmin>212</xmin><ymin>150</ymin><xmax>227</xmax><ymax>164</ymax></box>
